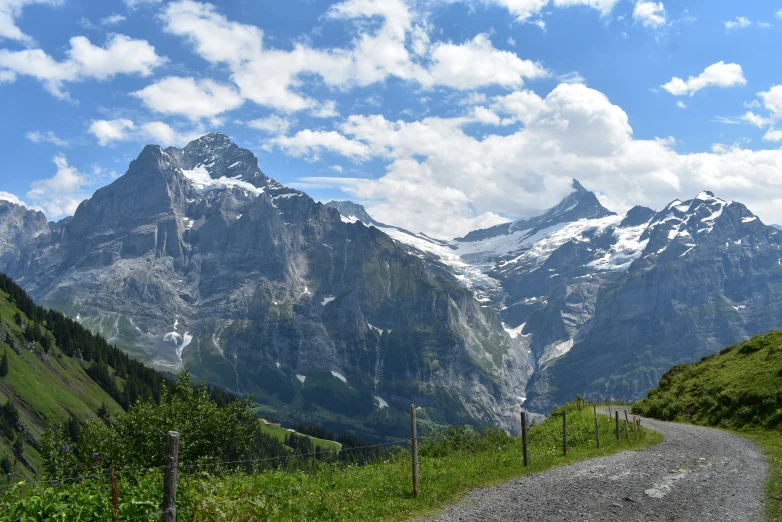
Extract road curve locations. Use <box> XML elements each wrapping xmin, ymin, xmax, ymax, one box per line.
<box><xmin>423</xmin><ymin>408</ymin><xmax>768</xmax><ymax>521</ymax></box>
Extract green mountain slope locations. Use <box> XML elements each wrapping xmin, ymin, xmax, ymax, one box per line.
<box><xmin>634</xmin><ymin>331</ymin><xmax>782</xmax><ymax>519</ymax></box>
<box><xmin>634</xmin><ymin>331</ymin><xmax>782</xmax><ymax>428</ymax></box>
<box><xmin>0</xmin><ymin>285</ymin><xmax>125</xmax><ymax>480</ymax></box>
<box><xmin>0</xmin><ymin>273</ymin><xmax>368</xmax><ymax>481</ymax></box>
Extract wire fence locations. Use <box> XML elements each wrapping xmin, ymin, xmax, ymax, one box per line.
<box><xmin>0</xmin><ymin>436</ymin><xmax>415</xmax><ymax>492</ymax></box>
<box><xmin>0</xmin><ymin>403</ymin><xmax>647</xmax><ymax>522</ymax></box>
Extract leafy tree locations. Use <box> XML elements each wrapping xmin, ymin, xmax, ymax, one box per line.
<box><xmin>0</xmin><ymin>352</ymin><xmax>7</xmax><ymax>378</ymax></box>
<box><xmin>80</xmin><ymin>371</ymin><xmax>258</xmax><ymax>471</ymax></box>
<box><xmin>0</xmin><ymin>456</ymin><xmax>10</xmax><ymax>476</ymax></box>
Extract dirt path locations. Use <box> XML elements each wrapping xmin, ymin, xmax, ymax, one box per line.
<box><xmin>424</xmin><ymin>407</ymin><xmax>768</xmax><ymax>521</ymax></box>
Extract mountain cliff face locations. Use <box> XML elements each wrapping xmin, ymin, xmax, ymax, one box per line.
<box><xmin>0</xmin><ymin>134</ymin><xmax>530</xmax><ymax>438</ymax></box>
<box><xmin>0</xmin><ymin>201</ymin><xmax>49</xmax><ymax>276</ymax></box>
<box><xmin>331</xmin><ymin>184</ymin><xmax>782</xmax><ymax>412</ymax></box>
<box><xmin>5</xmin><ymin>134</ymin><xmax>780</xmax><ymax>428</ymax></box>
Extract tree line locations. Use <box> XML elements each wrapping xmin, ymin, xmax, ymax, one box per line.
<box><xmin>0</xmin><ymin>273</ymin><xmax>385</xmax><ymax>481</ymax></box>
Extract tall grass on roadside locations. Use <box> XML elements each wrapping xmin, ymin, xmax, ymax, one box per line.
<box><xmin>0</xmin><ymin>401</ymin><xmax>661</xmax><ymax>522</ymax></box>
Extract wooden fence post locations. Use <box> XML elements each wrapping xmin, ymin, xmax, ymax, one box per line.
<box><xmin>633</xmin><ymin>415</ymin><xmax>639</xmax><ymax>440</ymax></box>
<box><xmin>521</xmin><ymin>410</ymin><xmax>529</xmax><ymax>466</ymax></box>
<box><xmin>623</xmin><ymin>411</ymin><xmax>630</xmax><ymax>441</ymax></box>
<box><xmin>111</xmin><ymin>462</ymin><xmax>119</xmax><ymax>522</ymax></box>
<box><xmin>615</xmin><ymin>411</ymin><xmax>620</xmax><ymax>444</ymax></box>
<box><xmin>411</xmin><ymin>405</ymin><xmax>419</xmax><ymax>499</ymax></box>
<box><xmin>593</xmin><ymin>406</ymin><xmax>600</xmax><ymax>449</ymax></box>
<box><xmin>562</xmin><ymin>410</ymin><xmax>567</xmax><ymax>456</ymax></box>
<box><xmin>163</xmin><ymin>431</ymin><xmax>179</xmax><ymax>522</ymax></box>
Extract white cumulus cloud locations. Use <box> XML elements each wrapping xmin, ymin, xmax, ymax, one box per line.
<box><xmin>759</xmin><ymin>85</ymin><xmax>782</xmax><ymax>120</ymax></box>
<box><xmin>88</xmin><ymin>118</ymin><xmax>204</xmax><ymax>147</ymax></box>
<box><xmin>26</xmin><ymin>154</ymin><xmax>91</xmax><ymax>218</ymax></box>
<box><xmin>270</xmin><ymin>129</ymin><xmax>370</xmax><ymax>160</ymax></box>
<box><xmin>123</xmin><ymin>0</ymin><xmax>162</xmax><ymax>8</ymax></box>
<box><xmin>0</xmin><ymin>191</ymin><xmax>27</xmax><ymax>207</ymax></box>
<box><xmin>132</xmin><ymin>77</ymin><xmax>244</xmax><ymax>120</ymax></box>
<box><xmin>427</xmin><ymin>34</ymin><xmax>548</xmax><ymax>90</ymax></box>
<box><xmin>100</xmin><ymin>14</ymin><xmax>126</xmax><ymax>26</ymax></box>
<box><xmin>247</xmin><ymin>115</ymin><xmax>292</xmax><ymax>134</ymax></box>
<box><xmin>286</xmin><ymin>82</ymin><xmax>782</xmax><ymax>238</ymax></box>
<box><xmin>661</xmin><ymin>61</ymin><xmax>746</xmax><ymax>96</ymax></box>
<box><xmin>0</xmin><ymin>33</ymin><xmax>166</xmax><ymax>99</ymax></box>
<box><xmin>763</xmin><ymin>129</ymin><xmax>782</xmax><ymax>142</ymax></box>
<box><xmin>479</xmin><ymin>0</ymin><xmax>621</xmax><ymax>21</ymax></box>
<box><xmin>724</xmin><ymin>16</ymin><xmax>751</xmax><ymax>30</ymax></box>
<box><xmin>161</xmin><ymin>0</ymin><xmax>549</xmax><ymax>113</ymax></box>
<box><xmin>0</xmin><ymin>0</ymin><xmax>62</xmax><ymax>44</ymax></box>
<box><xmin>633</xmin><ymin>1</ymin><xmax>667</xmax><ymax>28</ymax></box>
<box><xmin>25</xmin><ymin>130</ymin><xmax>68</xmax><ymax>146</ymax></box>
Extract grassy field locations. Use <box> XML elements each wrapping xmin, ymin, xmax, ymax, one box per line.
<box><xmin>258</xmin><ymin>421</ymin><xmax>342</xmax><ymax>452</ymax></box>
<box><xmin>634</xmin><ymin>330</ymin><xmax>782</xmax><ymax>520</ymax></box>
<box><xmin>1</xmin><ymin>402</ymin><xmax>662</xmax><ymax>521</ymax></box>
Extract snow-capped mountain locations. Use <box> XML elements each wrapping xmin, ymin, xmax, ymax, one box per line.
<box><xmin>0</xmin><ymin>133</ymin><xmax>531</xmax><ymax>438</ymax></box>
<box><xmin>4</xmin><ymin>133</ymin><xmax>781</xmax><ymax>425</ymax></box>
<box><xmin>328</xmin><ymin>182</ymin><xmax>782</xmax><ymax>410</ymax></box>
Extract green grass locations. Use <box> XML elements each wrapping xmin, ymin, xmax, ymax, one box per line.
<box><xmin>0</xmin><ymin>291</ymin><xmax>124</xmax><ymax>480</ymax></box>
<box><xmin>2</xmin><ymin>402</ymin><xmax>662</xmax><ymax>521</ymax></box>
<box><xmin>634</xmin><ymin>330</ymin><xmax>782</xmax><ymax>520</ymax></box>
<box><xmin>258</xmin><ymin>421</ymin><xmax>342</xmax><ymax>452</ymax></box>
<box><xmin>740</xmin><ymin>430</ymin><xmax>782</xmax><ymax>521</ymax></box>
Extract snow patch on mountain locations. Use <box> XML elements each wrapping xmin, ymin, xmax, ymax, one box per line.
<box><xmin>181</xmin><ymin>165</ymin><xmax>265</xmax><ymax>196</ymax></box>
<box><xmin>503</xmin><ymin>322</ymin><xmax>528</xmax><ymax>339</ymax></box>
<box><xmin>540</xmin><ymin>338</ymin><xmax>574</xmax><ymax>366</ymax></box>
<box><xmin>178</xmin><ymin>332</ymin><xmax>192</xmax><ymax>361</ymax></box>
<box><xmin>163</xmin><ymin>332</ymin><xmax>182</xmax><ymax>344</ymax></box>
<box><xmin>331</xmin><ymin>370</ymin><xmax>348</xmax><ymax>384</ymax></box>
<box><xmin>588</xmin><ymin>223</ymin><xmax>649</xmax><ymax>271</ymax></box>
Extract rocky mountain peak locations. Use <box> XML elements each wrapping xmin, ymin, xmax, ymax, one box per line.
<box><xmin>164</xmin><ymin>133</ymin><xmax>274</xmax><ymax>190</ymax></box>
<box><xmin>324</xmin><ymin>201</ymin><xmax>383</xmax><ymax>226</ymax></box>
<box><xmin>457</xmin><ymin>179</ymin><xmax>613</xmax><ymax>242</ymax></box>
<box><xmin>129</xmin><ymin>144</ymin><xmax>181</xmax><ymax>176</ymax></box>
<box><xmin>620</xmin><ymin>205</ymin><xmax>655</xmax><ymax>227</ymax></box>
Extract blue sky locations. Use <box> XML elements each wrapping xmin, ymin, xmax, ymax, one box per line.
<box><xmin>1</xmin><ymin>0</ymin><xmax>781</xmax><ymax>237</ymax></box>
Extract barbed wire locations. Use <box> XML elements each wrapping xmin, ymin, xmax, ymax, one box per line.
<box><xmin>178</xmin><ymin>437</ymin><xmax>411</xmax><ymax>471</ymax></box>
<box><xmin>0</xmin><ymin>463</ymin><xmax>167</xmax><ymax>491</ymax></box>
<box><xmin>0</xmin><ymin>437</ymin><xmax>414</xmax><ymax>492</ymax></box>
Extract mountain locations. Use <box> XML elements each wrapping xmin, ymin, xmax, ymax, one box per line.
<box><xmin>0</xmin><ymin>200</ymin><xmax>49</xmax><ymax>277</ymax></box>
<box><xmin>324</xmin><ymin>201</ymin><xmax>384</xmax><ymax>227</ymax></box>
<box><xmin>337</xmin><ymin>184</ymin><xmax>782</xmax><ymax>412</ymax></box>
<box><xmin>0</xmin><ymin>134</ymin><xmax>531</xmax><ymax>439</ymax></box>
<box><xmin>456</xmin><ymin>180</ymin><xmax>615</xmax><ymax>243</ymax></box>
<box><xmin>7</xmin><ymin>134</ymin><xmax>780</xmax><ymax>427</ymax></box>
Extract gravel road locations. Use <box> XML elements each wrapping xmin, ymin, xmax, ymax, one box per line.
<box><xmin>424</xmin><ymin>408</ymin><xmax>768</xmax><ymax>521</ymax></box>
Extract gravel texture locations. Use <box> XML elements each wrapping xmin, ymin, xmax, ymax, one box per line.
<box><xmin>424</xmin><ymin>408</ymin><xmax>768</xmax><ymax>521</ymax></box>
